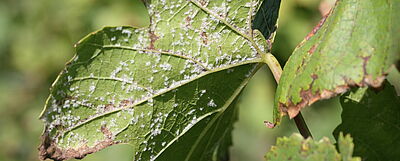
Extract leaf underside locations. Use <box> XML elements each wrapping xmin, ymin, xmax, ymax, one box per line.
<box><xmin>334</xmin><ymin>82</ymin><xmax>400</xmax><ymax>161</ymax></box>
<box><xmin>38</xmin><ymin>0</ymin><xmax>281</xmax><ymax>161</ymax></box>
<box><xmin>264</xmin><ymin>133</ymin><xmax>361</xmax><ymax>161</ymax></box>
<box><xmin>273</xmin><ymin>0</ymin><xmax>400</xmax><ymax>125</ymax></box>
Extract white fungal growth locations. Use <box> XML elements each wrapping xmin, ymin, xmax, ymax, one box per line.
<box><xmin>89</xmin><ymin>85</ymin><xmax>96</xmax><ymax>93</ymax></box>
<box><xmin>187</xmin><ymin>109</ymin><xmax>196</xmax><ymax>115</ymax></box>
<box><xmin>119</xmin><ymin>61</ymin><xmax>128</xmax><ymax>67</ymax></box>
<box><xmin>145</xmin><ymin>62</ymin><xmax>151</xmax><ymax>66</ymax></box>
<box><xmin>110</xmin><ymin>66</ymin><xmax>122</xmax><ymax>78</ymax></box>
<box><xmin>42</xmin><ymin>0</ymin><xmax>266</xmax><ymax>152</ymax></box>
<box><xmin>148</xmin><ymin>77</ymin><xmax>154</xmax><ymax>83</ymax></box>
<box><xmin>200</xmin><ymin>89</ymin><xmax>206</xmax><ymax>96</ymax></box>
<box><xmin>159</xmin><ymin>63</ymin><xmax>172</xmax><ymax>71</ymax></box>
<box><xmin>122</xmin><ymin>29</ymin><xmax>132</xmax><ymax>37</ymax></box>
<box><xmin>207</xmin><ymin>99</ymin><xmax>217</xmax><ymax>107</ymax></box>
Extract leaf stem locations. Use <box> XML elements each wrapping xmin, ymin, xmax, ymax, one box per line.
<box><xmin>262</xmin><ymin>53</ymin><xmax>312</xmax><ymax>138</ymax></box>
<box><xmin>293</xmin><ymin>113</ymin><xmax>313</xmax><ymax>138</ymax></box>
<box><xmin>262</xmin><ymin>53</ymin><xmax>282</xmax><ymax>82</ymax></box>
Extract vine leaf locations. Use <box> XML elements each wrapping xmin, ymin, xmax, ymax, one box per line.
<box><xmin>38</xmin><ymin>0</ymin><xmax>281</xmax><ymax>161</ymax></box>
<box><xmin>333</xmin><ymin>81</ymin><xmax>400</xmax><ymax>161</ymax></box>
<box><xmin>252</xmin><ymin>0</ymin><xmax>281</xmax><ymax>41</ymax></box>
<box><xmin>272</xmin><ymin>0</ymin><xmax>400</xmax><ymax>125</ymax></box>
<box><xmin>264</xmin><ymin>133</ymin><xmax>361</xmax><ymax>161</ymax></box>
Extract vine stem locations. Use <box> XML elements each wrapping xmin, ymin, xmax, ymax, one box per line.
<box><xmin>263</xmin><ymin>53</ymin><xmax>313</xmax><ymax>139</ymax></box>
<box><xmin>293</xmin><ymin>112</ymin><xmax>313</xmax><ymax>138</ymax></box>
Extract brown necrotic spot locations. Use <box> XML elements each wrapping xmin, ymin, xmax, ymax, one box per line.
<box><xmin>308</xmin><ymin>44</ymin><xmax>318</xmax><ymax>54</ymax></box>
<box><xmin>101</xmin><ymin>125</ymin><xmax>113</xmax><ymax>139</ymax></box>
<box><xmin>296</xmin><ymin>12</ymin><xmax>330</xmax><ymax>48</ymax></box>
<box><xmin>200</xmin><ymin>32</ymin><xmax>208</xmax><ymax>45</ymax></box>
<box><xmin>360</xmin><ymin>56</ymin><xmax>371</xmax><ymax>75</ymax></box>
<box><xmin>199</xmin><ymin>0</ymin><xmax>208</xmax><ymax>6</ymax></box>
<box><xmin>281</xmin><ymin>68</ymin><xmax>386</xmax><ymax>118</ymax></box>
<box><xmin>185</xmin><ymin>16</ymin><xmax>192</xmax><ymax>28</ymax></box>
<box><xmin>264</xmin><ymin>120</ymin><xmax>276</xmax><ymax>128</ymax></box>
<box><xmin>305</xmin><ymin>12</ymin><xmax>329</xmax><ymax>41</ymax></box>
<box><xmin>104</xmin><ymin>104</ymin><xmax>115</xmax><ymax>112</ymax></box>
<box><xmin>149</xmin><ymin>30</ymin><xmax>159</xmax><ymax>49</ymax></box>
<box><xmin>39</xmin><ymin>127</ymin><xmax>117</xmax><ymax>161</ymax></box>
<box><xmin>119</xmin><ymin>99</ymin><xmax>133</xmax><ymax>108</ymax></box>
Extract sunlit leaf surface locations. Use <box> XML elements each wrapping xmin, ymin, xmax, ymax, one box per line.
<box><xmin>273</xmin><ymin>0</ymin><xmax>399</xmax><ymax>125</ymax></box>
<box><xmin>38</xmin><ymin>0</ymin><xmax>280</xmax><ymax>160</ymax></box>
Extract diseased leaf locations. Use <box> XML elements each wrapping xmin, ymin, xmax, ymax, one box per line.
<box><xmin>264</xmin><ymin>133</ymin><xmax>361</xmax><ymax>161</ymax></box>
<box><xmin>273</xmin><ymin>0</ymin><xmax>400</xmax><ymax>124</ymax></box>
<box><xmin>38</xmin><ymin>0</ymin><xmax>281</xmax><ymax>161</ymax></box>
<box><xmin>333</xmin><ymin>82</ymin><xmax>400</xmax><ymax>161</ymax></box>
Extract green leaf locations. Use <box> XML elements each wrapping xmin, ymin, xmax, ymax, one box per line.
<box><xmin>252</xmin><ymin>0</ymin><xmax>281</xmax><ymax>41</ymax></box>
<box><xmin>342</xmin><ymin>87</ymin><xmax>368</xmax><ymax>103</ymax></box>
<box><xmin>264</xmin><ymin>133</ymin><xmax>361</xmax><ymax>161</ymax></box>
<box><xmin>273</xmin><ymin>0</ymin><xmax>399</xmax><ymax>124</ymax></box>
<box><xmin>38</xmin><ymin>0</ymin><xmax>280</xmax><ymax>161</ymax></box>
<box><xmin>333</xmin><ymin>82</ymin><xmax>400</xmax><ymax>161</ymax></box>
<box><xmin>337</xmin><ymin>133</ymin><xmax>361</xmax><ymax>161</ymax></box>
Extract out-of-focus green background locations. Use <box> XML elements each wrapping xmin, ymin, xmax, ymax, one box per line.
<box><xmin>0</xmin><ymin>0</ymin><xmax>360</xmax><ymax>161</ymax></box>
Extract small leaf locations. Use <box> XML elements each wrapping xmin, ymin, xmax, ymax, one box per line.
<box><xmin>342</xmin><ymin>87</ymin><xmax>368</xmax><ymax>103</ymax></box>
<box><xmin>264</xmin><ymin>133</ymin><xmax>360</xmax><ymax>161</ymax></box>
<box><xmin>334</xmin><ymin>81</ymin><xmax>400</xmax><ymax>161</ymax></box>
<box><xmin>38</xmin><ymin>0</ymin><xmax>281</xmax><ymax>161</ymax></box>
<box><xmin>273</xmin><ymin>0</ymin><xmax>400</xmax><ymax>124</ymax></box>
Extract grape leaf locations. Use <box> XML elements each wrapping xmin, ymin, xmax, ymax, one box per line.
<box><xmin>333</xmin><ymin>82</ymin><xmax>400</xmax><ymax>161</ymax></box>
<box><xmin>272</xmin><ymin>0</ymin><xmax>400</xmax><ymax>125</ymax></box>
<box><xmin>38</xmin><ymin>0</ymin><xmax>280</xmax><ymax>160</ymax></box>
<box><xmin>265</xmin><ymin>133</ymin><xmax>361</xmax><ymax>161</ymax></box>
<box><xmin>252</xmin><ymin>0</ymin><xmax>281</xmax><ymax>40</ymax></box>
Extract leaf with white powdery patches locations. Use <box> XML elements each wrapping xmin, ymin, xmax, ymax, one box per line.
<box><xmin>272</xmin><ymin>0</ymin><xmax>400</xmax><ymax>125</ymax></box>
<box><xmin>38</xmin><ymin>0</ymin><xmax>281</xmax><ymax>161</ymax></box>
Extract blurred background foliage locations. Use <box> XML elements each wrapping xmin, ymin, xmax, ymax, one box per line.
<box><xmin>0</xmin><ymin>0</ymin><xmax>397</xmax><ymax>161</ymax></box>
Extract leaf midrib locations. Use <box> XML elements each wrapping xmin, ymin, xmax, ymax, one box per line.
<box><xmin>152</xmin><ymin>63</ymin><xmax>262</xmax><ymax>161</ymax></box>
<box><xmin>49</xmin><ymin>0</ymin><xmax>270</xmax><ymax>149</ymax></box>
